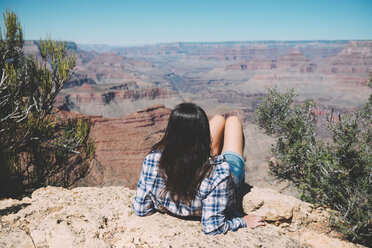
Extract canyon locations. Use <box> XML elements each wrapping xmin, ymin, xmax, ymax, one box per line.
<box><xmin>22</xmin><ymin>40</ymin><xmax>372</xmax><ymax>194</ymax></box>
<box><xmin>1</xmin><ymin>39</ymin><xmax>368</xmax><ymax>247</ymax></box>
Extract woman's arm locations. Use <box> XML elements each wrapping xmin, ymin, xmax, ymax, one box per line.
<box><xmin>201</xmin><ymin>177</ymin><xmax>246</xmax><ymax>234</ymax></box>
<box><xmin>132</xmin><ymin>156</ymin><xmax>155</xmax><ymax>216</ymax></box>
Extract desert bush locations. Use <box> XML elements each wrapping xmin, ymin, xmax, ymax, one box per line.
<box><xmin>0</xmin><ymin>11</ymin><xmax>94</xmax><ymax>198</ymax></box>
<box><xmin>254</xmin><ymin>86</ymin><xmax>371</xmax><ymax>245</ymax></box>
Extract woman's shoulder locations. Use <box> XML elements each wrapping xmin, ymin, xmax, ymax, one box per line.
<box><xmin>145</xmin><ymin>150</ymin><xmax>161</xmax><ymax>162</ymax></box>
<box><xmin>143</xmin><ymin>150</ymin><xmax>162</xmax><ymax>168</ymax></box>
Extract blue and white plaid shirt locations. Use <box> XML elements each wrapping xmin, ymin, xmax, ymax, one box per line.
<box><xmin>132</xmin><ymin>151</ymin><xmax>246</xmax><ymax>234</ymax></box>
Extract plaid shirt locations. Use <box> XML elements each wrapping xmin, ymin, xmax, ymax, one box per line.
<box><xmin>132</xmin><ymin>151</ymin><xmax>246</xmax><ymax>234</ymax></box>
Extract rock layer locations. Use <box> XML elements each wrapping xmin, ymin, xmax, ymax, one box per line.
<box><xmin>0</xmin><ymin>186</ymin><xmax>361</xmax><ymax>248</ymax></box>
<box><xmin>78</xmin><ymin>104</ymin><xmax>171</xmax><ymax>189</ymax></box>
<box><xmin>56</xmin><ymin>86</ymin><xmax>176</xmax><ymax>105</ymax></box>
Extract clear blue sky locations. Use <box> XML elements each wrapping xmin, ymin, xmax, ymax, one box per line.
<box><xmin>1</xmin><ymin>0</ymin><xmax>371</xmax><ymax>46</ymax></box>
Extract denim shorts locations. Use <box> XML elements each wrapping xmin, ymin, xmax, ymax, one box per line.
<box><xmin>222</xmin><ymin>151</ymin><xmax>245</xmax><ymax>187</ymax></box>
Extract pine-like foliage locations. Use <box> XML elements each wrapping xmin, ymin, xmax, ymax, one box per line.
<box><xmin>0</xmin><ymin>11</ymin><xmax>94</xmax><ymax>198</ymax></box>
<box><xmin>254</xmin><ymin>85</ymin><xmax>371</xmax><ymax>245</ymax></box>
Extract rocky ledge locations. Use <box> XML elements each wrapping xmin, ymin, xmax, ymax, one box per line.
<box><xmin>0</xmin><ymin>186</ymin><xmax>362</xmax><ymax>248</ymax></box>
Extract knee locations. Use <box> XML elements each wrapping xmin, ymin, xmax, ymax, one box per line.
<box><xmin>226</xmin><ymin>116</ymin><xmax>242</xmax><ymax>126</ymax></box>
<box><xmin>211</xmin><ymin>114</ymin><xmax>225</xmax><ymax>125</ymax></box>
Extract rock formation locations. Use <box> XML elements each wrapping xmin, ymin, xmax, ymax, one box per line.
<box><xmin>225</xmin><ymin>41</ymin><xmax>372</xmax><ymax>84</ymax></box>
<box><xmin>227</xmin><ymin>47</ymin><xmax>317</xmax><ymax>73</ymax></box>
<box><xmin>76</xmin><ymin>104</ymin><xmax>171</xmax><ymax>189</ymax></box>
<box><xmin>56</xmin><ymin>83</ymin><xmax>181</xmax><ymax>117</ymax></box>
<box><xmin>226</xmin><ymin>48</ymin><xmax>314</xmax><ymax>73</ymax></box>
<box><xmin>319</xmin><ymin>41</ymin><xmax>372</xmax><ymax>85</ymax></box>
<box><xmin>0</xmin><ymin>186</ymin><xmax>362</xmax><ymax>248</ymax></box>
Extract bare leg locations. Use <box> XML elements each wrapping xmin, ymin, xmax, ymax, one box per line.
<box><xmin>209</xmin><ymin>115</ymin><xmax>225</xmax><ymax>156</ymax></box>
<box><xmin>222</xmin><ymin>116</ymin><xmax>244</xmax><ymax>157</ymax></box>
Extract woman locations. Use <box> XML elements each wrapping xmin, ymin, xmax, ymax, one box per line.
<box><xmin>132</xmin><ymin>103</ymin><xmax>265</xmax><ymax>234</ymax></box>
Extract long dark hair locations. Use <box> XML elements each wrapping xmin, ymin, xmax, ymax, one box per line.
<box><xmin>152</xmin><ymin>102</ymin><xmax>212</xmax><ymax>205</ymax></box>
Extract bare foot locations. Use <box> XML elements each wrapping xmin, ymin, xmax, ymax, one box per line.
<box><xmin>242</xmin><ymin>214</ymin><xmax>266</xmax><ymax>229</ymax></box>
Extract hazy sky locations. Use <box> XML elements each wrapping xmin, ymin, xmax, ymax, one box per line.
<box><xmin>1</xmin><ymin>0</ymin><xmax>371</xmax><ymax>46</ymax></box>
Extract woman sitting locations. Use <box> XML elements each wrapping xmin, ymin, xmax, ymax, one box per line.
<box><xmin>132</xmin><ymin>102</ymin><xmax>265</xmax><ymax>234</ymax></box>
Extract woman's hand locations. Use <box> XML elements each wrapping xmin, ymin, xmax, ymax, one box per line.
<box><xmin>242</xmin><ymin>214</ymin><xmax>266</xmax><ymax>229</ymax></box>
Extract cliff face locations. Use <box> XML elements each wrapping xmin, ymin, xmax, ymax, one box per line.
<box><xmin>56</xmin><ymin>83</ymin><xmax>181</xmax><ymax>118</ymax></box>
<box><xmin>0</xmin><ymin>186</ymin><xmax>361</xmax><ymax>248</ymax></box>
<box><xmin>77</xmin><ymin>104</ymin><xmax>171</xmax><ymax>189</ymax></box>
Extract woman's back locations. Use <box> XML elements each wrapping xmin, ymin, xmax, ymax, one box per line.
<box><xmin>132</xmin><ymin>151</ymin><xmax>245</xmax><ymax>234</ymax></box>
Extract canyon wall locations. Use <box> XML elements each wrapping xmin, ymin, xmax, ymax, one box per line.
<box><xmin>73</xmin><ymin>104</ymin><xmax>171</xmax><ymax>189</ymax></box>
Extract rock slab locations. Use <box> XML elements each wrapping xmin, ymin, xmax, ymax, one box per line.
<box><xmin>0</xmin><ymin>186</ymin><xmax>362</xmax><ymax>248</ymax></box>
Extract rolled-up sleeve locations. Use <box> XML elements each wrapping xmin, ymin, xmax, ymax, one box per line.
<box><xmin>132</xmin><ymin>158</ymin><xmax>155</xmax><ymax>216</ymax></box>
<box><xmin>201</xmin><ymin>178</ymin><xmax>246</xmax><ymax>234</ymax></box>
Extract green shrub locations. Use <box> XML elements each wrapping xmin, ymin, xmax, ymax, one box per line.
<box><xmin>0</xmin><ymin>11</ymin><xmax>94</xmax><ymax>198</ymax></box>
<box><xmin>254</xmin><ymin>86</ymin><xmax>371</xmax><ymax>245</ymax></box>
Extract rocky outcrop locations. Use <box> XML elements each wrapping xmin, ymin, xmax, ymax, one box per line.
<box><xmin>0</xmin><ymin>186</ymin><xmax>361</xmax><ymax>248</ymax></box>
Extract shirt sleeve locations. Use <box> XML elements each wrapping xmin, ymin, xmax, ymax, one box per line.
<box><xmin>201</xmin><ymin>177</ymin><xmax>247</xmax><ymax>234</ymax></box>
<box><xmin>132</xmin><ymin>157</ymin><xmax>155</xmax><ymax>216</ymax></box>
